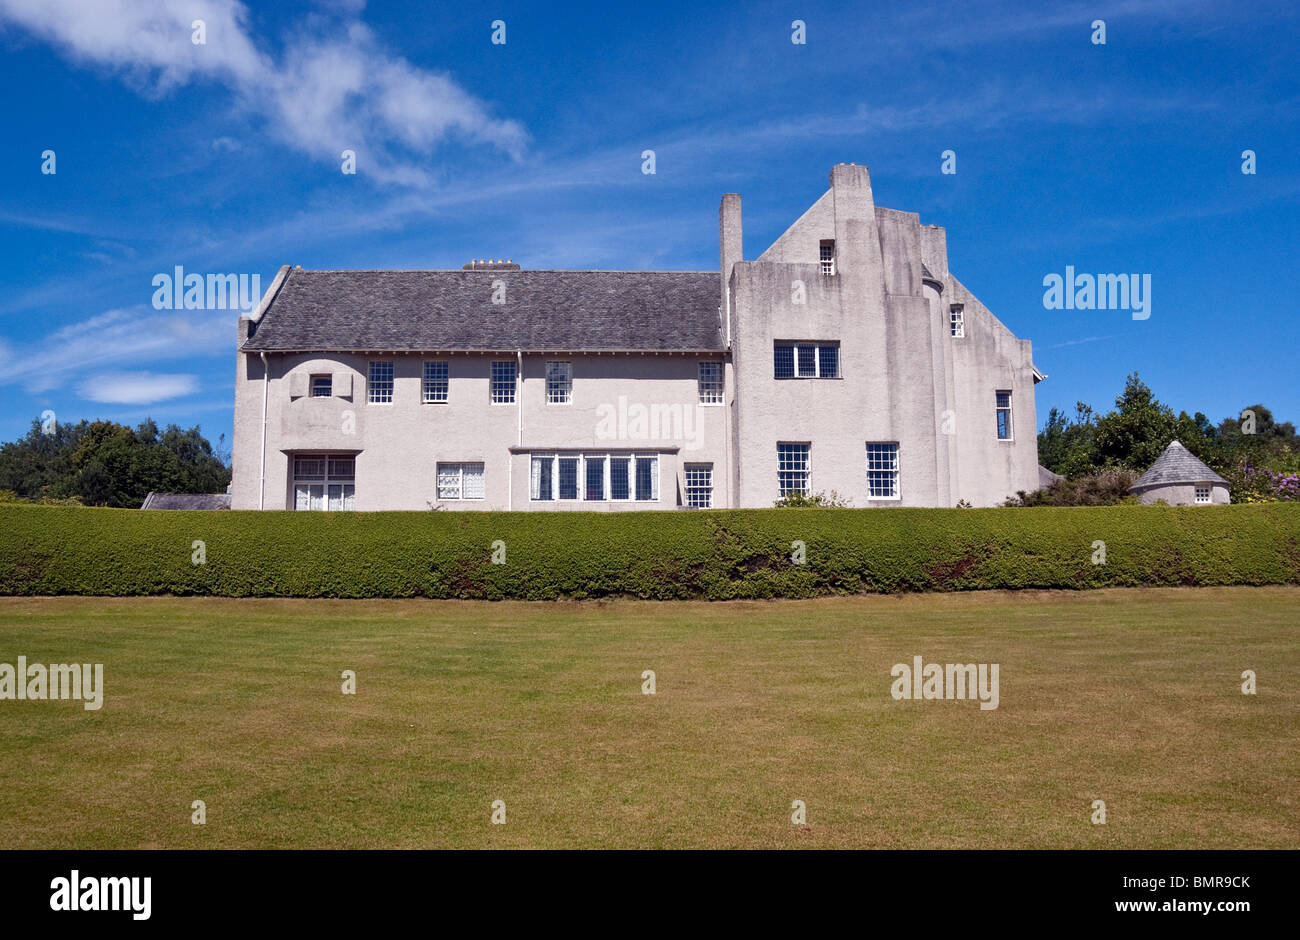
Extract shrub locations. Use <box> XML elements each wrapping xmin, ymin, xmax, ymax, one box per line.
<box><xmin>1004</xmin><ymin>470</ymin><xmax>1139</xmax><ymax>507</ymax></box>
<box><xmin>773</xmin><ymin>490</ymin><xmax>851</xmax><ymax>508</ymax></box>
<box><xmin>1</xmin><ymin>503</ymin><xmax>1297</xmax><ymax>599</ymax></box>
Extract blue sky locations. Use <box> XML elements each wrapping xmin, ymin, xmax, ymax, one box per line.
<box><xmin>1</xmin><ymin>0</ymin><xmax>1297</xmax><ymax>455</ymax></box>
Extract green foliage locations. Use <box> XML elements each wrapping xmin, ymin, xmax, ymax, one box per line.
<box><xmin>773</xmin><ymin>490</ymin><xmax>850</xmax><ymax>508</ymax></box>
<box><xmin>1036</xmin><ymin>402</ymin><xmax>1097</xmax><ymax>479</ymax></box>
<box><xmin>1036</xmin><ymin>376</ymin><xmax>1298</xmax><ymax>504</ymax></box>
<box><xmin>1091</xmin><ymin>372</ymin><xmax>1178</xmax><ymax>471</ymax></box>
<box><xmin>1</xmin><ymin>503</ymin><xmax>1297</xmax><ymax>599</ymax></box>
<box><xmin>1004</xmin><ymin>470</ymin><xmax>1138</xmax><ymax>507</ymax></box>
<box><xmin>0</xmin><ymin>417</ymin><xmax>229</xmax><ymax>508</ymax></box>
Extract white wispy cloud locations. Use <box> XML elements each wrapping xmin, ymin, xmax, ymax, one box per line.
<box><xmin>0</xmin><ymin>305</ymin><xmax>228</xmax><ymax>395</ymax></box>
<box><xmin>0</xmin><ymin>0</ymin><xmax>526</xmax><ymax>186</ymax></box>
<box><xmin>77</xmin><ymin>370</ymin><xmax>198</xmax><ymax>404</ymax></box>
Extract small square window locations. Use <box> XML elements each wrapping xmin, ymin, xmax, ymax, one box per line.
<box><xmin>684</xmin><ymin>464</ymin><xmax>713</xmax><ymax>508</ymax></box>
<box><xmin>423</xmin><ymin>361</ymin><xmax>448</xmax><ymax>403</ymax></box>
<box><xmin>436</xmin><ymin>462</ymin><xmax>484</xmax><ymax>500</ymax></box>
<box><xmin>1195</xmin><ymin>485</ymin><xmax>1212</xmax><ymax>504</ymax></box>
<box><xmin>491</xmin><ymin>360</ymin><xmax>517</xmax><ymax>404</ymax></box>
<box><xmin>866</xmin><ymin>443</ymin><xmax>900</xmax><ymax>499</ymax></box>
<box><xmin>777</xmin><ymin>443</ymin><xmax>810</xmax><ymax>497</ymax></box>
<box><xmin>698</xmin><ymin>362</ymin><xmax>724</xmax><ymax>404</ymax></box>
<box><xmin>546</xmin><ymin>361</ymin><xmax>572</xmax><ymax>404</ymax></box>
<box><xmin>819</xmin><ymin>240</ymin><xmax>835</xmax><ymax>276</ymax></box>
<box><xmin>368</xmin><ymin>361</ymin><xmax>394</xmax><ymax>404</ymax></box>
<box><xmin>774</xmin><ymin>344</ymin><xmax>796</xmax><ymax>379</ymax></box>
<box><xmin>310</xmin><ymin>374</ymin><xmax>332</xmax><ymax>397</ymax></box>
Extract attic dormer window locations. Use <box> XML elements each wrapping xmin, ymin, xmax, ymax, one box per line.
<box><xmin>820</xmin><ymin>240</ymin><xmax>835</xmax><ymax>276</ymax></box>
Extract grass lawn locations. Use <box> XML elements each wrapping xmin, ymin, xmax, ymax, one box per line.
<box><xmin>0</xmin><ymin>587</ymin><xmax>1295</xmax><ymax>849</ymax></box>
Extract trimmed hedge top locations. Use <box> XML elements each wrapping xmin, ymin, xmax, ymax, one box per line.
<box><xmin>1</xmin><ymin>504</ymin><xmax>1298</xmax><ymax>599</ymax></box>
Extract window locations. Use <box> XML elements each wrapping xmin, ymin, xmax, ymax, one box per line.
<box><xmin>634</xmin><ymin>455</ymin><xmax>657</xmax><ymax>501</ymax></box>
<box><xmin>557</xmin><ymin>456</ymin><xmax>579</xmax><ymax>499</ymax></box>
<box><xmin>530</xmin><ymin>453</ymin><xmax>658</xmax><ymax>501</ymax></box>
<box><xmin>684</xmin><ymin>464</ymin><xmax>713</xmax><ymax>508</ymax></box>
<box><xmin>585</xmin><ymin>456</ymin><xmax>606</xmax><ymax>501</ymax></box>
<box><xmin>293</xmin><ymin>454</ymin><xmax>355</xmax><ymax>511</ymax></box>
<box><xmin>610</xmin><ymin>455</ymin><xmax>630</xmax><ymax>500</ymax></box>
<box><xmin>996</xmin><ymin>390</ymin><xmax>1013</xmax><ymax>440</ymax></box>
<box><xmin>820</xmin><ymin>240</ymin><xmax>835</xmax><ymax>276</ymax></box>
<box><xmin>777</xmin><ymin>443</ymin><xmax>810</xmax><ymax>497</ymax></box>
<box><xmin>423</xmin><ymin>361</ymin><xmax>448</xmax><ymax>403</ymax></box>
<box><xmin>367</xmin><ymin>361</ymin><xmax>393</xmax><ymax>403</ymax></box>
<box><xmin>950</xmin><ymin>305</ymin><xmax>965</xmax><ymax>338</ymax></box>
<box><xmin>436</xmin><ymin>462</ymin><xmax>484</xmax><ymax>500</ymax></box>
<box><xmin>698</xmin><ymin>361</ymin><xmax>724</xmax><ymax>404</ymax></box>
<box><xmin>491</xmin><ymin>360</ymin><xmax>517</xmax><ymax>404</ymax></box>
<box><xmin>866</xmin><ymin>443</ymin><xmax>900</xmax><ymax>500</ymax></box>
<box><xmin>546</xmin><ymin>361</ymin><xmax>572</xmax><ymax>404</ymax></box>
<box><xmin>1195</xmin><ymin>485</ymin><xmax>1212</xmax><ymax>504</ymax></box>
<box><xmin>530</xmin><ymin>454</ymin><xmax>555</xmax><ymax>501</ymax></box>
<box><xmin>774</xmin><ymin>342</ymin><xmax>840</xmax><ymax>379</ymax></box>
<box><xmin>310</xmin><ymin>374</ymin><xmax>332</xmax><ymax>397</ymax></box>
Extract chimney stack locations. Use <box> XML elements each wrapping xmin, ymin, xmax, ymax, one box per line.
<box><xmin>719</xmin><ymin>193</ymin><xmax>742</xmax><ymax>340</ymax></box>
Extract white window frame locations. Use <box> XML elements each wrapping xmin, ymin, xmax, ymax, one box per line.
<box><xmin>310</xmin><ymin>374</ymin><xmax>332</xmax><ymax>397</ymax></box>
<box><xmin>866</xmin><ymin>442</ymin><xmax>900</xmax><ymax>501</ymax></box>
<box><xmin>1194</xmin><ymin>484</ymin><xmax>1212</xmax><ymax>504</ymax></box>
<box><xmin>950</xmin><ymin>305</ymin><xmax>965</xmax><ymax>338</ymax></box>
<box><xmin>490</xmin><ymin>360</ymin><xmax>517</xmax><ymax>404</ymax></box>
<box><xmin>698</xmin><ymin>361</ymin><xmax>724</xmax><ymax>405</ymax></box>
<box><xmin>777</xmin><ymin>442</ymin><xmax>811</xmax><ymax>497</ymax></box>
<box><xmin>530</xmin><ymin>452</ymin><xmax>659</xmax><ymax>502</ymax></box>
<box><xmin>367</xmin><ymin>361</ymin><xmax>394</xmax><ymax>404</ymax></box>
<box><xmin>996</xmin><ymin>390</ymin><xmax>1013</xmax><ymax>441</ymax></box>
<box><xmin>436</xmin><ymin>462</ymin><xmax>484</xmax><ymax>500</ymax></box>
<box><xmin>546</xmin><ymin>361</ymin><xmax>572</xmax><ymax>405</ymax></box>
<box><xmin>684</xmin><ymin>463</ymin><xmax>713</xmax><ymax>508</ymax></box>
<box><xmin>819</xmin><ymin>240</ymin><xmax>835</xmax><ymax>276</ymax></box>
<box><xmin>774</xmin><ymin>342</ymin><xmax>840</xmax><ymax>379</ymax></box>
<box><xmin>423</xmin><ymin>361</ymin><xmax>448</xmax><ymax>404</ymax></box>
<box><xmin>292</xmin><ymin>454</ymin><xmax>356</xmax><ymax>511</ymax></box>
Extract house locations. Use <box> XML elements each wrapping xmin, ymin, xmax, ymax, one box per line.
<box><xmin>1129</xmin><ymin>440</ymin><xmax>1230</xmax><ymax>505</ymax></box>
<box><xmin>231</xmin><ymin>163</ymin><xmax>1043</xmax><ymax>511</ymax></box>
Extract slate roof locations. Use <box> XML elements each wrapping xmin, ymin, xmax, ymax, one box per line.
<box><xmin>140</xmin><ymin>492</ymin><xmax>232</xmax><ymax>510</ymax></box>
<box><xmin>1130</xmin><ymin>441</ymin><xmax>1227</xmax><ymax>490</ymax></box>
<box><xmin>241</xmin><ymin>268</ymin><xmax>725</xmax><ymax>353</ymax></box>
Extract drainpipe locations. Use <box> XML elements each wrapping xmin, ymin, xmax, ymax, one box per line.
<box><xmin>259</xmin><ymin>352</ymin><xmax>269</xmax><ymax>510</ymax></box>
<box><xmin>511</xmin><ymin>349</ymin><xmax>523</xmax><ymax>510</ymax></box>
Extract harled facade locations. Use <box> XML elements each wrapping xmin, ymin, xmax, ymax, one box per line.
<box><xmin>232</xmin><ymin>164</ymin><xmax>1043</xmax><ymax>511</ymax></box>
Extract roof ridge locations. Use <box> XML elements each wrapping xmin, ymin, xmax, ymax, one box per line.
<box><xmin>290</xmin><ymin>268</ymin><xmax>718</xmax><ymax>275</ymax></box>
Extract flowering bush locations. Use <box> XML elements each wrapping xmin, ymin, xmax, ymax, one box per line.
<box><xmin>1224</xmin><ymin>460</ymin><xmax>1300</xmax><ymax>503</ymax></box>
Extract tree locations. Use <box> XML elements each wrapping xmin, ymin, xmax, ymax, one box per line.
<box><xmin>1091</xmin><ymin>372</ymin><xmax>1177</xmax><ymax>471</ymax></box>
<box><xmin>1037</xmin><ymin>401</ymin><xmax>1097</xmax><ymax>477</ymax></box>
<box><xmin>0</xmin><ymin>417</ymin><xmax>230</xmax><ymax>507</ymax></box>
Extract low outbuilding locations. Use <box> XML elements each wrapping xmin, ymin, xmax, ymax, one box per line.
<box><xmin>1129</xmin><ymin>441</ymin><xmax>1229</xmax><ymax>505</ymax></box>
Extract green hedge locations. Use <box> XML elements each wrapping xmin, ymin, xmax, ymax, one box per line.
<box><xmin>1</xmin><ymin>503</ymin><xmax>1298</xmax><ymax>599</ymax></box>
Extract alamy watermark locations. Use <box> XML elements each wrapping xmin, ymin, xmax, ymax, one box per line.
<box><xmin>152</xmin><ymin>266</ymin><xmax>261</xmax><ymax>311</ymax></box>
<box><xmin>50</xmin><ymin>871</ymin><xmax>149</xmax><ymax>920</ymax></box>
<box><xmin>0</xmin><ymin>657</ymin><xmax>103</xmax><ymax>710</ymax></box>
<box><xmin>1042</xmin><ymin>267</ymin><xmax>1151</xmax><ymax>320</ymax></box>
<box><xmin>890</xmin><ymin>656</ymin><xmax>999</xmax><ymax>710</ymax></box>
<box><xmin>595</xmin><ymin>396</ymin><xmax>705</xmax><ymax>450</ymax></box>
